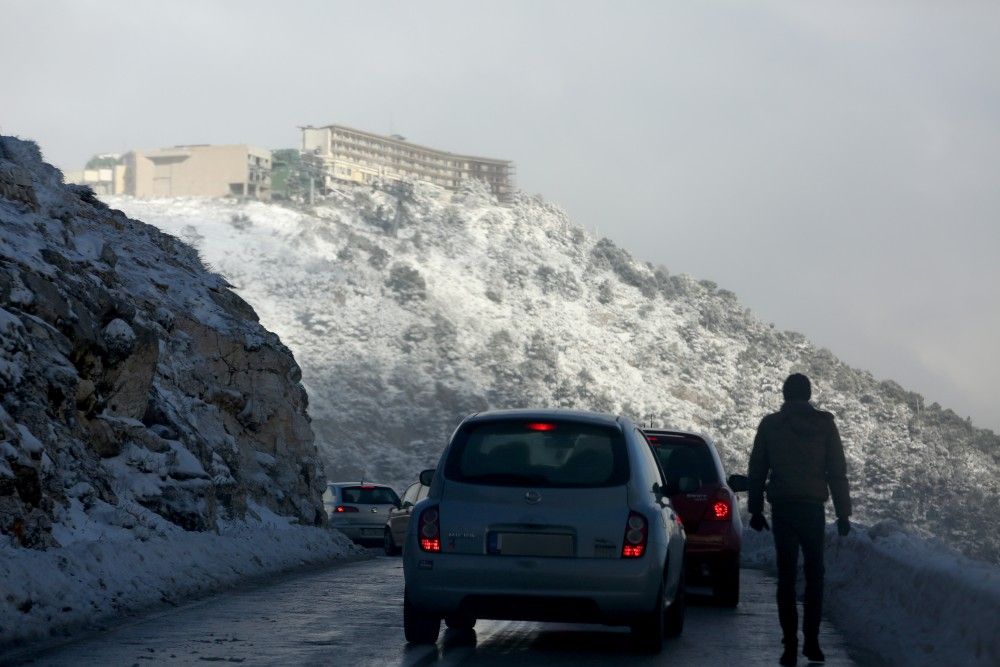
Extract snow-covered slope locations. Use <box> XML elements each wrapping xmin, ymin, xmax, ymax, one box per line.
<box><xmin>106</xmin><ymin>179</ymin><xmax>1000</xmax><ymax>564</ymax></box>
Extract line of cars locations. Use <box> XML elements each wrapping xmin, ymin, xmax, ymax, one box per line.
<box><xmin>323</xmin><ymin>408</ymin><xmax>748</xmax><ymax>654</ymax></box>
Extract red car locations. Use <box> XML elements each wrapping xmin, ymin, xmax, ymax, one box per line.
<box><xmin>642</xmin><ymin>429</ymin><xmax>747</xmax><ymax>607</ymax></box>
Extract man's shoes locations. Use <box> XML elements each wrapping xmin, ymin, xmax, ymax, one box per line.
<box><xmin>802</xmin><ymin>639</ymin><xmax>825</xmax><ymax>663</ymax></box>
<box><xmin>780</xmin><ymin>637</ymin><xmax>798</xmax><ymax>666</ymax></box>
<box><xmin>750</xmin><ymin>513</ymin><xmax>770</xmax><ymax>532</ymax></box>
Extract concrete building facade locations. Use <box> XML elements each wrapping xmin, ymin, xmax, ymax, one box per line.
<box><xmin>300</xmin><ymin>124</ymin><xmax>514</xmax><ymax>201</ymax></box>
<box><xmin>120</xmin><ymin>144</ymin><xmax>271</xmax><ymax>199</ymax></box>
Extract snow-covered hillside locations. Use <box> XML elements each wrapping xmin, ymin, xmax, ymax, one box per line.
<box><xmin>106</xmin><ymin>179</ymin><xmax>1000</xmax><ymax>564</ymax></box>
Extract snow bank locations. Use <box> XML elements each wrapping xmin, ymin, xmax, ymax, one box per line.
<box><xmin>0</xmin><ymin>522</ymin><xmax>365</xmax><ymax>651</ymax></box>
<box><xmin>742</xmin><ymin>521</ymin><xmax>1000</xmax><ymax>666</ymax></box>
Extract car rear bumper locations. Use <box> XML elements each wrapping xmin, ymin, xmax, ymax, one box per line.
<box><xmin>684</xmin><ymin>521</ymin><xmax>740</xmax><ymax>554</ymax></box>
<box><xmin>404</xmin><ymin>549</ymin><xmax>664</xmax><ymax>623</ymax></box>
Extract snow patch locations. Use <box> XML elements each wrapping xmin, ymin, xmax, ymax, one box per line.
<box><xmin>742</xmin><ymin>521</ymin><xmax>1000</xmax><ymax>666</ymax></box>
<box><xmin>0</xmin><ymin>524</ymin><xmax>365</xmax><ymax>651</ymax></box>
<box><xmin>15</xmin><ymin>423</ymin><xmax>43</xmax><ymax>454</ymax></box>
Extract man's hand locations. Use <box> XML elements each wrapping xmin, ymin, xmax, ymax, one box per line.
<box><xmin>837</xmin><ymin>518</ymin><xmax>851</xmax><ymax>536</ymax></box>
<box><xmin>749</xmin><ymin>513</ymin><xmax>770</xmax><ymax>532</ymax></box>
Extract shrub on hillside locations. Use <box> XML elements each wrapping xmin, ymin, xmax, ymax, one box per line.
<box><xmin>386</xmin><ymin>263</ymin><xmax>426</xmax><ymax>303</ymax></box>
<box><xmin>229</xmin><ymin>213</ymin><xmax>252</xmax><ymax>230</ymax></box>
<box><xmin>590</xmin><ymin>238</ymin><xmax>657</xmax><ymax>298</ymax></box>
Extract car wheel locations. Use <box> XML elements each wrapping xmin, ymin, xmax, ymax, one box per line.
<box><xmin>664</xmin><ymin>565</ymin><xmax>686</xmax><ymax>638</ymax></box>
<box><xmin>384</xmin><ymin>528</ymin><xmax>400</xmax><ymax>556</ymax></box>
<box><xmin>445</xmin><ymin>615</ymin><xmax>476</xmax><ymax>630</ymax></box>
<box><xmin>631</xmin><ymin>577</ymin><xmax>665</xmax><ymax>653</ymax></box>
<box><xmin>713</xmin><ymin>562</ymin><xmax>739</xmax><ymax>608</ymax></box>
<box><xmin>403</xmin><ymin>589</ymin><xmax>440</xmax><ymax>644</ymax></box>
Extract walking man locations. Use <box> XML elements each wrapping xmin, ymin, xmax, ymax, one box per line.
<box><xmin>748</xmin><ymin>373</ymin><xmax>852</xmax><ymax>666</ymax></box>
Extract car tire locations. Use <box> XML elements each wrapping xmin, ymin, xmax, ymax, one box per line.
<box><xmin>384</xmin><ymin>528</ymin><xmax>400</xmax><ymax>556</ymax></box>
<box><xmin>631</xmin><ymin>578</ymin><xmax>665</xmax><ymax>653</ymax></box>
<box><xmin>713</xmin><ymin>562</ymin><xmax>739</xmax><ymax>608</ymax></box>
<box><xmin>664</xmin><ymin>564</ymin><xmax>685</xmax><ymax>638</ymax></box>
<box><xmin>444</xmin><ymin>615</ymin><xmax>476</xmax><ymax>630</ymax></box>
<box><xmin>403</xmin><ymin>589</ymin><xmax>440</xmax><ymax>644</ymax></box>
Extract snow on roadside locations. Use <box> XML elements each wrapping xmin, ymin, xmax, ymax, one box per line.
<box><xmin>0</xmin><ymin>522</ymin><xmax>366</xmax><ymax>651</ymax></box>
<box><xmin>742</xmin><ymin>520</ymin><xmax>1000</xmax><ymax>666</ymax></box>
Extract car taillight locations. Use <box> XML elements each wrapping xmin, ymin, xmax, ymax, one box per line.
<box><xmin>704</xmin><ymin>490</ymin><xmax>732</xmax><ymax>521</ymax></box>
<box><xmin>526</xmin><ymin>422</ymin><xmax>556</xmax><ymax>431</ymax></box>
<box><xmin>621</xmin><ymin>511</ymin><xmax>648</xmax><ymax>558</ymax></box>
<box><xmin>418</xmin><ymin>506</ymin><xmax>441</xmax><ymax>552</ymax></box>
<box><xmin>335</xmin><ymin>505</ymin><xmax>359</xmax><ymax>513</ymax></box>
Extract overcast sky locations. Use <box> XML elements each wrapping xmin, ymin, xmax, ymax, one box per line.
<box><xmin>3</xmin><ymin>1</ymin><xmax>999</xmax><ymax>431</ymax></box>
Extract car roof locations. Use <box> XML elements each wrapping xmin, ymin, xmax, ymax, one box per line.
<box><xmin>642</xmin><ymin>428</ymin><xmax>715</xmax><ymax>445</ymax></box>
<box><xmin>464</xmin><ymin>408</ymin><xmax>622</xmax><ymax>428</ymax></box>
<box><xmin>327</xmin><ymin>481</ymin><xmax>395</xmax><ymax>488</ymax></box>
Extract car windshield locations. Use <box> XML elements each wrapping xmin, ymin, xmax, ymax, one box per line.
<box><xmin>647</xmin><ymin>435</ymin><xmax>720</xmax><ymax>489</ymax></box>
<box><xmin>445</xmin><ymin>419</ymin><xmax>628</xmax><ymax>488</ymax></box>
<box><xmin>339</xmin><ymin>486</ymin><xmax>400</xmax><ymax>504</ymax></box>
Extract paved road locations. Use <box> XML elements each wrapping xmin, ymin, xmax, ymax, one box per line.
<box><xmin>16</xmin><ymin>556</ymin><xmax>860</xmax><ymax>666</ymax></box>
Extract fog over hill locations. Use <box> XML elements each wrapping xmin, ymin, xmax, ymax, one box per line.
<box><xmin>107</xmin><ymin>180</ymin><xmax>1000</xmax><ymax>564</ymax></box>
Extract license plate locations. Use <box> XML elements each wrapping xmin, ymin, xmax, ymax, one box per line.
<box><xmin>490</xmin><ymin>532</ymin><xmax>574</xmax><ymax>557</ymax></box>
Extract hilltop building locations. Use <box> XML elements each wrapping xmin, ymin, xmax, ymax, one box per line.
<box><xmin>121</xmin><ymin>145</ymin><xmax>272</xmax><ymax>199</ymax></box>
<box><xmin>300</xmin><ymin>124</ymin><xmax>514</xmax><ymax>201</ymax></box>
<box><xmin>66</xmin><ymin>145</ymin><xmax>272</xmax><ymax>199</ymax></box>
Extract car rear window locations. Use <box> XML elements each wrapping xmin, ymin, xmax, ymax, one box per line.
<box><xmin>340</xmin><ymin>486</ymin><xmax>400</xmax><ymax>504</ymax></box>
<box><xmin>646</xmin><ymin>435</ymin><xmax>720</xmax><ymax>489</ymax></box>
<box><xmin>445</xmin><ymin>419</ymin><xmax>628</xmax><ymax>488</ymax></box>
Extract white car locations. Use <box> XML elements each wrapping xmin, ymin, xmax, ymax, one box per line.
<box><xmin>323</xmin><ymin>482</ymin><xmax>400</xmax><ymax>544</ymax></box>
<box><xmin>403</xmin><ymin>409</ymin><xmax>687</xmax><ymax>653</ymax></box>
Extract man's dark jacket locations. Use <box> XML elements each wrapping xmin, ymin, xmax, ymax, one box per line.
<box><xmin>748</xmin><ymin>400</ymin><xmax>851</xmax><ymax>518</ymax></box>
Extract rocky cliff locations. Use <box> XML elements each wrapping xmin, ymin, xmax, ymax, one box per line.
<box><xmin>0</xmin><ymin>137</ymin><xmax>325</xmax><ymax>550</ymax></box>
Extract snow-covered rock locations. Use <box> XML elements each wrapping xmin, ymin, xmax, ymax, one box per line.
<box><xmin>0</xmin><ymin>135</ymin><xmax>327</xmax><ymax>551</ymax></box>
<box><xmin>106</xmin><ymin>177</ymin><xmax>1000</xmax><ymax>566</ymax></box>
<box><xmin>742</xmin><ymin>522</ymin><xmax>1000</xmax><ymax>666</ymax></box>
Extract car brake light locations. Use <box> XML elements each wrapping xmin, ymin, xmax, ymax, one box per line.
<box><xmin>704</xmin><ymin>490</ymin><xmax>732</xmax><ymax>521</ymax></box>
<box><xmin>335</xmin><ymin>505</ymin><xmax>359</xmax><ymax>513</ymax></box>
<box><xmin>621</xmin><ymin>511</ymin><xmax>648</xmax><ymax>558</ymax></box>
<box><xmin>418</xmin><ymin>506</ymin><xmax>441</xmax><ymax>552</ymax></box>
<box><xmin>526</xmin><ymin>422</ymin><xmax>556</xmax><ymax>431</ymax></box>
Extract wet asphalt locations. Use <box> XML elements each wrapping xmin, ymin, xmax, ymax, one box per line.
<box><xmin>14</xmin><ymin>553</ymin><xmax>860</xmax><ymax>666</ymax></box>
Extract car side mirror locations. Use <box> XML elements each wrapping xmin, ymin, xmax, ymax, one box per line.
<box><xmin>419</xmin><ymin>469</ymin><xmax>435</xmax><ymax>487</ymax></box>
<box><xmin>727</xmin><ymin>474</ymin><xmax>749</xmax><ymax>493</ymax></box>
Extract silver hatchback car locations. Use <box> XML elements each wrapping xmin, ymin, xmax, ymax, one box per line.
<box><xmin>403</xmin><ymin>409</ymin><xmax>687</xmax><ymax>652</ymax></box>
<box><xmin>323</xmin><ymin>482</ymin><xmax>401</xmax><ymax>544</ymax></box>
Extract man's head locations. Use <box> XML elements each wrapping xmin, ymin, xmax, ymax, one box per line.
<box><xmin>782</xmin><ymin>373</ymin><xmax>812</xmax><ymax>402</ymax></box>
